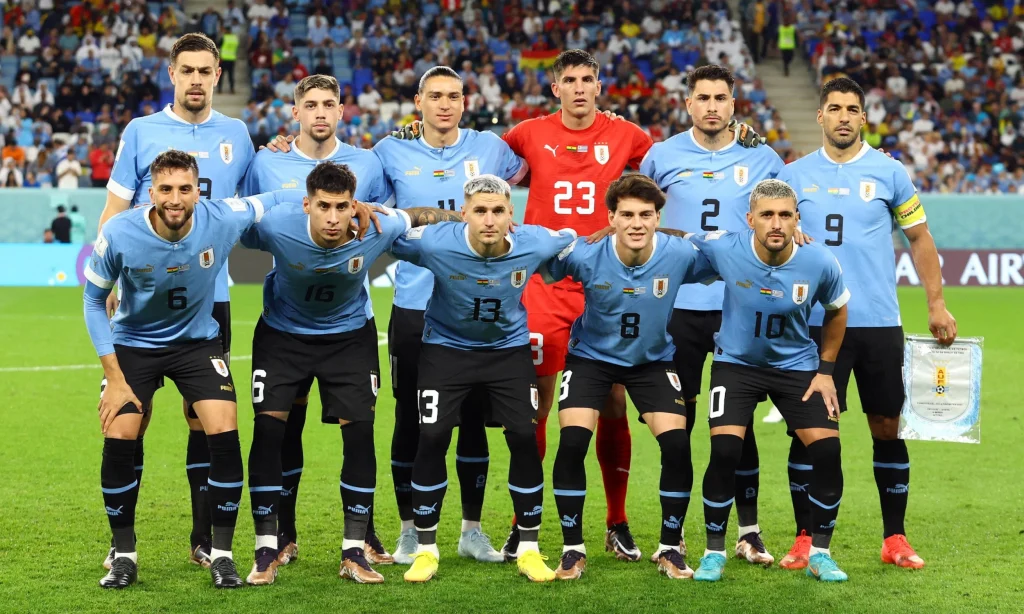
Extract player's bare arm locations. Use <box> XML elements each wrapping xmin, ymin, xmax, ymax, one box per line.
<box><xmin>802</xmin><ymin>303</ymin><xmax>847</xmax><ymax>418</ymax></box>
<box><xmin>404</xmin><ymin>207</ymin><xmax>464</xmax><ymax>226</ymax></box>
<box><xmin>902</xmin><ymin>222</ymin><xmax>956</xmax><ymax>345</ymax></box>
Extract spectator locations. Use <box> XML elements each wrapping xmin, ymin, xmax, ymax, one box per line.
<box><xmin>357</xmin><ymin>83</ymin><xmax>383</xmax><ymax>114</ymax></box>
<box><xmin>219</xmin><ymin>27</ymin><xmax>239</xmax><ymax>94</ymax></box>
<box><xmin>42</xmin><ymin>228</ymin><xmax>55</xmax><ymax>244</ymax></box>
<box><xmin>274</xmin><ymin>73</ymin><xmax>296</xmax><ymax>102</ymax></box>
<box><xmin>89</xmin><ymin>143</ymin><xmax>113</xmax><ymax>188</ymax></box>
<box><xmin>1</xmin><ymin>157</ymin><xmax>24</xmax><ymax>187</ymax></box>
<box><xmin>23</xmin><ymin>171</ymin><xmax>41</xmax><ymax>187</ymax></box>
<box><xmin>51</xmin><ymin>206</ymin><xmax>71</xmax><ymax>243</ymax></box>
<box><xmin>17</xmin><ymin>27</ymin><xmax>42</xmax><ymax>55</ymax></box>
<box><xmin>69</xmin><ymin>205</ymin><xmax>87</xmax><ymax>243</ymax></box>
<box><xmin>308</xmin><ymin>13</ymin><xmax>330</xmax><ymax>47</ymax></box>
<box><xmin>55</xmin><ymin>149</ymin><xmax>81</xmax><ymax>189</ymax></box>
<box><xmin>2</xmin><ymin>134</ymin><xmax>25</xmax><ymax>167</ymax></box>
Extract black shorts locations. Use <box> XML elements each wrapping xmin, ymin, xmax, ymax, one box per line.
<box><xmin>251</xmin><ymin>318</ymin><xmax>380</xmax><ymax>424</ymax></box>
<box><xmin>212</xmin><ymin>301</ymin><xmax>231</xmax><ymax>355</ymax></box>
<box><xmin>416</xmin><ymin>343</ymin><xmax>538</xmax><ymax>435</ymax></box>
<box><xmin>810</xmin><ymin>326</ymin><xmax>905</xmax><ymax>417</ymax></box>
<box><xmin>707</xmin><ymin>362</ymin><xmax>838</xmax><ymax>433</ymax></box>
<box><xmin>559</xmin><ymin>355</ymin><xmax>687</xmax><ymax>421</ymax></box>
<box><xmin>388</xmin><ymin>305</ymin><xmax>490</xmax><ymax>423</ymax></box>
<box><xmin>667</xmin><ymin>309</ymin><xmax>722</xmax><ymax>399</ymax></box>
<box><xmin>102</xmin><ymin>340</ymin><xmax>237</xmax><ymax>415</ymax></box>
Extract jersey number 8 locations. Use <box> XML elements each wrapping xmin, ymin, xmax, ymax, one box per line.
<box><xmin>553</xmin><ymin>181</ymin><xmax>596</xmax><ymax>215</ymax></box>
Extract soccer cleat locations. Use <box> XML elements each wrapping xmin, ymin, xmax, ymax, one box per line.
<box><xmin>364</xmin><ymin>531</ymin><xmax>394</xmax><ymax>565</ymax></box>
<box><xmin>246</xmin><ymin>547</ymin><xmax>279</xmax><ymax>586</ymax></box>
<box><xmin>693</xmin><ymin>552</ymin><xmax>727</xmax><ymax>582</ymax></box>
<box><xmin>102</xmin><ymin>545</ymin><xmax>116</xmax><ymax>570</ymax></box>
<box><xmin>403</xmin><ymin>551</ymin><xmax>439</xmax><ymax>583</ymax></box>
<box><xmin>657</xmin><ymin>549</ymin><xmax>693</xmax><ymax>579</ymax></box>
<box><xmin>763</xmin><ymin>405</ymin><xmax>785</xmax><ymax>423</ymax></box>
<box><xmin>779</xmin><ymin>530</ymin><xmax>812</xmax><ymax>570</ymax></box>
<box><xmin>458</xmin><ymin>528</ymin><xmax>505</xmax><ymax>563</ymax></box>
<box><xmin>881</xmin><ymin>534</ymin><xmax>925</xmax><ymax>569</ymax></box>
<box><xmin>806</xmin><ymin>552</ymin><xmax>848</xmax><ymax>582</ymax></box>
<box><xmin>189</xmin><ymin>541</ymin><xmax>213</xmax><ymax>569</ymax></box>
<box><xmin>554</xmin><ymin>550</ymin><xmax>586</xmax><ymax>580</ymax></box>
<box><xmin>517</xmin><ymin>550</ymin><xmax>556</xmax><ymax>582</ymax></box>
<box><xmin>277</xmin><ymin>533</ymin><xmax>299</xmax><ymax>566</ymax></box>
<box><xmin>339</xmin><ymin>548</ymin><xmax>385</xmax><ymax>584</ymax></box>
<box><xmin>99</xmin><ymin>557</ymin><xmax>138</xmax><ymax>589</ymax></box>
<box><xmin>393</xmin><ymin>527</ymin><xmax>418</xmax><ymax>565</ymax></box>
<box><xmin>605</xmin><ymin>523</ymin><xmax>642</xmax><ymax>562</ymax></box>
<box><xmin>501</xmin><ymin>525</ymin><xmax>520</xmax><ymax>562</ymax></box>
<box><xmin>210</xmin><ymin>556</ymin><xmax>244</xmax><ymax>589</ymax></box>
<box><xmin>736</xmin><ymin>532</ymin><xmax>775</xmax><ymax>567</ymax></box>
<box><xmin>650</xmin><ymin>538</ymin><xmax>688</xmax><ymax>563</ymax></box>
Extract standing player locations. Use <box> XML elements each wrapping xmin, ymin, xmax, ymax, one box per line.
<box><xmin>688</xmin><ymin>179</ymin><xmax>851</xmax><ymax>583</ymax></box>
<box><xmin>544</xmin><ymin>175</ymin><xmax>715</xmax><ymax>581</ymax></box>
<box><xmin>84</xmin><ymin>151</ymin><xmax>284</xmax><ymax>589</ymax></box>
<box><xmin>241</xmin><ymin>162</ymin><xmax>458</xmax><ymax>585</ymax></box>
<box><xmin>775</xmin><ymin>77</ymin><xmax>956</xmax><ymax>570</ymax></box>
<box><xmin>241</xmin><ymin>74</ymin><xmax>394</xmax><ymax>567</ymax></box>
<box><xmin>389</xmin><ymin>175</ymin><xmax>575</xmax><ymax>584</ymax></box>
<box><xmin>639</xmin><ymin>64</ymin><xmax>783</xmax><ymax>565</ymax></box>
<box><xmin>96</xmin><ymin>33</ymin><xmax>254</xmax><ymax>569</ymax></box>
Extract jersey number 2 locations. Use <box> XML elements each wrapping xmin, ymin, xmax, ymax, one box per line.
<box><xmin>701</xmin><ymin>199</ymin><xmax>720</xmax><ymax>231</ymax></box>
<box><xmin>554</xmin><ymin>181</ymin><xmax>595</xmax><ymax>215</ymax></box>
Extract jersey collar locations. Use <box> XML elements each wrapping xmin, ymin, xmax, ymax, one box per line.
<box><xmin>163</xmin><ymin>104</ymin><xmax>214</xmax><ymax>125</ymax></box>
<box><xmin>610</xmin><ymin>232</ymin><xmax>659</xmax><ymax>267</ymax></box>
<box><xmin>417</xmin><ymin>128</ymin><xmax>462</xmax><ymax>151</ymax></box>
<box><xmin>463</xmin><ymin>224</ymin><xmax>513</xmax><ymax>258</ymax></box>
<box><xmin>143</xmin><ymin>204</ymin><xmax>197</xmax><ymax>243</ymax></box>
<box><xmin>688</xmin><ymin>127</ymin><xmax>737</xmax><ymax>153</ymax></box>
<box><xmin>748</xmin><ymin>231</ymin><xmax>798</xmax><ymax>268</ymax></box>
<box><xmin>293</xmin><ymin>136</ymin><xmax>342</xmax><ymax>160</ymax></box>
<box><xmin>819</xmin><ymin>140</ymin><xmax>870</xmax><ymax>164</ymax></box>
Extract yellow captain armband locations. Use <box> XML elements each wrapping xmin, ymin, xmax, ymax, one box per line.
<box><xmin>893</xmin><ymin>193</ymin><xmax>926</xmax><ymax>228</ymax></box>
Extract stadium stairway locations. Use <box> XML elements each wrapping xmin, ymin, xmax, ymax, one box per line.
<box><xmin>754</xmin><ymin>56</ymin><xmax>822</xmax><ymax>155</ymax></box>
<box><xmin>184</xmin><ymin>0</ymin><xmax>251</xmax><ymax>119</ymax></box>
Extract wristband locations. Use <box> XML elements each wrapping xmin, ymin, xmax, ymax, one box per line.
<box><xmin>817</xmin><ymin>360</ymin><xmax>835</xmax><ymax>376</ymax></box>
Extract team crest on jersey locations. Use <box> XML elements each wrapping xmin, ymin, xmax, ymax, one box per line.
<box><xmin>734</xmin><ymin>165</ymin><xmax>749</xmax><ymax>186</ymax></box>
<box><xmin>348</xmin><ymin>255</ymin><xmax>364</xmax><ymax>274</ymax></box>
<box><xmin>666</xmin><ymin>370</ymin><xmax>681</xmax><ymax>392</ymax></box>
<box><xmin>594</xmin><ymin>144</ymin><xmax>610</xmax><ymax>165</ymax></box>
<box><xmin>220</xmin><ymin>142</ymin><xmax>233</xmax><ymax>164</ymax></box>
<box><xmin>370</xmin><ymin>372</ymin><xmax>380</xmax><ymax>397</ymax></box>
<box><xmin>464</xmin><ymin>159</ymin><xmax>481</xmax><ymax>178</ymax></box>
<box><xmin>210</xmin><ymin>358</ymin><xmax>229</xmax><ymax>377</ymax></box>
<box><xmin>530</xmin><ymin>384</ymin><xmax>539</xmax><ymax>410</ymax></box>
<box><xmin>792</xmin><ymin>282</ymin><xmax>810</xmax><ymax>305</ymax></box>
<box><xmin>653</xmin><ymin>276</ymin><xmax>669</xmax><ymax>299</ymax></box>
<box><xmin>199</xmin><ymin>247</ymin><xmax>215</xmax><ymax>269</ymax></box>
<box><xmin>859</xmin><ymin>180</ymin><xmax>876</xmax><ymax>202</ymax></box>
<box><xmin>511</xmin><ymin>267</ymin><xmax>527</xmax><ymax>288</ymax></box>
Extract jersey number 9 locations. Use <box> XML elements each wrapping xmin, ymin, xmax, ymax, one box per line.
<box><xmin>198</xmin><ymin>178</ymin><xmax>212</xmax><ymax>199</ymax></box>
<box><xmin>825</xmin><ymin>214</ymin><xmax>843</xmax><ymax>246</ymax></box>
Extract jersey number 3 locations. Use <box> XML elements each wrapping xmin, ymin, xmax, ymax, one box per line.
<box><xmin>554</xmin><ymin>181</ymin><xmax>595</xmax><ymax>215</ymax></box>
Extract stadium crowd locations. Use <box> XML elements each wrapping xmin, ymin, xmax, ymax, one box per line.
<box><xmin>0</xmin><ymin>0</ymin><xmax>1022</xmax><ymax>194</ymax></box>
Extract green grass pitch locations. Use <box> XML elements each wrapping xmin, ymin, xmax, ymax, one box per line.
<box><xmin>0</xmin><ymin>286</ymin><xmax>1021</xmax><ymax>613</ymax></box>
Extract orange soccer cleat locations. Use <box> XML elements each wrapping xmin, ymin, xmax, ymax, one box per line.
<box><xmin>779</xmin><ymin>530</ymin><xmax>812</xmax><ymax>570</ymax></box>
<box><xmin>881</xmin><ymin>534</ymin><xmax>925</xmax><ymax>569</ymax></box>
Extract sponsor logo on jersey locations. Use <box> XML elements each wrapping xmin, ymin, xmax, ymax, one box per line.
<box><xmin>666</xmin><ymin>370</ymin><xmax>682</xmax><ymax>392</ymax></box>
<box><xmin>405</xmin><ymin>166</ymin><xmax>421</xmax><ymax>176</ymax></box>
<box><xmin>792</xmin><ymin>281</ymin><xmax>809</xmax><ymax>305</ymax></box>
<box><xmin>860</xmin><ymin>180</ymin><xmax>876</xmax><ymax>202</ymax></box>
<box><xmin>433</xmin><ymin>169</ymin><xmax>455</xmax><ymax>179</ymax></box>
<box><xmin>449</xmin><ymin>273</ymin><xmax>466</xmax><ymax>281</ymax></box>
<box><xmin>736</xmin><ymin>279</ymin><xmax>753</xmax><ymax>288</ymax></box>
<box><xmin>934</xmin><ymin>365</ymin><xmax>947</xmax><ymax>396</ymax></box>
<box><xmin>166</xmin><ymin>264</ymin><xmax>190</xmax><ymax>274</ymax></box>
<box><xmin>760</xmin><ymin>287</ymin><xmax>784</xmax><ymax>298</ymax></box>
<box><xmin>220</xmin><ymin>142</ymin><xmax>233</xmax><ymax>164</ymax></box>
<box><xmin>289</xmin><ymin>262</ymin><xmax>306</xmax><ymax>271</ymax></box>
<box><xmin>199</xmin><ymin>247</ymin><xmax>215</xmax><ymax>269</ymax></box>
<box><xmin>565</xmin><ymin>145</ymin><xmax>588</xmax><ymax>153</ymax></box>
<box><xmin>594</xmin><ymin>281</ymin><xmax>612</xmax><ymax>290</ymax></box>
<box><xmin>653</xmin><ymin>276</ymin><xmax>669</xmax><ymax>298</ymax></box>
<box><xmin>827</xmin><ymin>187</ymin><xmax>850</xmax><ymax>196</ymax></box>
<box><xmin>314</xmin><ymin>266</ymin><xmax>339</xmax><ymax>274</ymax></box>
<box><xmin>734</xmin><ymin>165</ymin><xmax>749</xmax><ymax>186</ymax></box>
<box><xmin>281</xmin><ymin>180</ymin><xmax>298</xmax><ymax>188</ymax></box>
<box><xmin>544</xmin><ymin>144</ymin><xmax>558</xmax><ymax>157</ymax></box>
<box><xmin>476</xmin><ymin>278</ymin><xmax>498</xmax><ymax>286</ymax></box>
<box><xmin>348</xmin><ymin>255</ymin><xmax>364</xmax><ymax>274</ymax></box>
<box><xmin>511</xmin><ymin>267</ymin><xmax>527</xmax><ymax>288</ymax></box>
<box><xmin>594</xmin><ymin>144</ymin><xmax>609</xmax><ymax>165</ymax></box>
<box><xmin>211</xmin><ymin>358</ymin><xmax>230</xmax><ymax>377</ymax></box>
<box><xmin>130</xmin><ymin>265</ymin><xmax>154</xmax><ymax>274</ymax></box>
<box><xmin>803</xmin><ymin>184</ymin><xmax>819</xmax><ymax>193</ymax></box>
<box><xmin>464</xmin><ymin>159</ymin><xmax>480</xmax><ymax>178</ymax></box>
<box><xmin>622</xmin><ymin>287</ymin><xmax>646</xmax><ymax>296</ymax></box>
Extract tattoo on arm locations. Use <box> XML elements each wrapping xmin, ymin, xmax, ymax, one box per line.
<box><xmin>656</xmin><ymin>227</ymin><xmax>690</xmax><ymax>238</ymax></box>
<box><xmin>406</xmin><ymin>207</ymin><xmax>463</xmax><ymax>226</ymax></box>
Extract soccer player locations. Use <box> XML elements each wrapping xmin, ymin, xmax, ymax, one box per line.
<box><xmin>240</xmin><ymin>161</ymin><xmax>458</xmax><ymax>585</ymax></box>
<box><xmin>639</xmin><ymin>64</ymin><xmax>784</xmax><ymax>565</ymax></box>
<box><xmin>241</xmin><ymin>74</ymin><xmax>395</xmax><ymax>567</ymax></box>
<box><xmin>775</xmin><ymin>77</ymin><xmax>956</xmax><ymax>570</ymax></box>
<box><xmin>687</xmin><ymin>178</ymin><xmax>851</xmax><ymax>583</ymax></box>
<box><xmin>84</xmin><ymin>151</ymin><xmax>282</xmax><ymax>589</ymax></box>
<box><xmin>389</xmin><ymin>174</ymin><xmax>576</xmax><ymax>584</ymax></box>
<box><xmin>96</xmin><ymin>33</ymin><xmax>254</xmax><ymax>569</ymax></box>
<box><xmin>544</xmin><ymin>175</ymin><xmax>716</xmax><ymax>581</ymax></box>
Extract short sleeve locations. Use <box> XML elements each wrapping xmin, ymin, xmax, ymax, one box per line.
<box><xmin>890</xmin><ymin>163</ymin><xmax>926</xmax><ymax>229</ymax></box>
<box><xmin>238</xmin><ymin>154</ymin><xmax>263</xmax><ymax>197</ymax></box>
<box><xmin>766</xmin><ymin>148</ymin><xmax>785</xmax><ymax>178</ymax></box>
<box><xmin>628</xmin><ymin>123</ymin><xmax>654</xmax><ymax>169</ymax></box>
<box><xmin>496</xmin><ymin>137</ymin><xmax>526</xmax><ymax>184</ymax></box>
<box><xmin>107</xmin><ymin>119</ymin><xmax>140</xmax><ymax>200</ymax></box>
<box><xmin>235</xmin><ymin>130</ymin><xmax>256</xmax><ymax>192</ymax></box>
<box><xmin>675</xmin><ymin>237</ymin><xmax>717</xmax><ymax>284</ymax></box>
<box><xmin>638</xmin><ymin>143</ymin><xmax>658</xmax><ymax>184</ymax></box>
<box><xmin>84</xmin><ymin>227</ymin><xmax>119</xmax><ymax>290</ymax></box>
<box><xmin>686</xmin><ymin>230</ymin><xmax>729</xmax><ymax>271</ymax></box>
<box><xmin>539</xmin><ymin>226</ymin><xmax>578</xmax><ymax>259</ymax></box>
<box><xmin>213</xmin><ymin>193</ymin><xmax>279</xmax><ymax>238</ymax></box>
<box><xmin>539</xmin><ymin>238</ymin><xmax>579</xmax><ymax>283</ymax></box>
<box><xmin>389</xmin><ymin>224</ymin><xmax>429</xmax><ymax>266</ymax></box>
<box><xmin>501</xmin><ymin>121</ymin><xmax>527</xmax><ymax>156</ymax></box>
<box><xmin>817</xmin><ymin>253</ymin><xmax>850</xmax><ymax>311</ymax></box>
<box><xmin>381</xmin><ymin>208</ymin><xmax>412</xmax><ymax>244</ymax></box>
<box><xmin>774</xmin><ymin>161</ymin><xmax>793</xmax><ymax>185</ymax></box>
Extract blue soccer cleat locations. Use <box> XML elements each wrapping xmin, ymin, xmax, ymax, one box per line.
<box><xmin>806</xmin><ymin>552</ymin><xmax>848</xmax><ymax>582</ymax></box>
<box><xmin>693</xmin><ymin>552</ymin><xmax>727</xmax><ymax>582</ymax></box>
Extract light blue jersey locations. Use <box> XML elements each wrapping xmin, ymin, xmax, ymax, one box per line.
<box><xmin>83</xmin><ymin>193</ymin><xmax>282</xmax><ymax>356</ymax></box>
<box><xmin>239</xmin><ymin>137</ymin><xmax>394</xmax><ymax>320</ymax></box>
<box><xmin>107</xmin><ymin>105</ymin><xmax>255</xmax><ymax>302</ymax></box>
<box><xmin>776</xmin><ymin>142</ymin><xmax>925</xmax><ymax>328</ymax></box>
<box><xmin>690</xmin><ymin>230</ymin><xmax>850</xmax><ymax>371</ymax></box>
<box><xmin>640</xmin><ymin>129</ymin><xmax>784</xmax><ymax>311</ymax></box>
<box><xmin>542</xmin><ymin>234</ymin><xmax>716</xmax><ymax>367</ymax></box>
<box><xmin>374</xmin><ymin>129</ymin><xmax>526</xmax><ymax>311</ymax></box>
<box><xmin>241</xmin><ymin>205</ymin><xmax>411</xmax><ymax>335</ymax></box>
<box><xmin>389</xmin><ymin>224</ymin><xmax>575</xmax><ymax>350</ymax></box>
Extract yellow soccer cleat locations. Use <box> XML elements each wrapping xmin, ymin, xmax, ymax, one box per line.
<box><xmin>403</xmin><ymin>551</ymin><xmax>439</xmax><ymax>583</ymax></box>
<box><xmin>517</xmin><ymin>550</ymin><xmax>555</xmax><ymax>582</ymax></box>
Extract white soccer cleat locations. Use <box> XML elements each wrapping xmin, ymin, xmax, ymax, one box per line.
<box><xmin>393</xmin><ymin>527</ymin><xmax>418</xmax><ymax>565</ymax></box>
<box><xmin>762</xmin><ymin>405</ymin><xmax>784</xmax><ymax>423</ymax></box>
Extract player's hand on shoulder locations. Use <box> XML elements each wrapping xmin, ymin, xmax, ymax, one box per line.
<box><xmin>390</xmin><ymin>121</ymin><xmax>422</xmax><ymax>140</ymax></box>
<box><xmin>803</xmin><ymin>374</ymin><xmax>840</xmax><ymax>420</ymax></box>
<box><xmin>261</xmin><ymin>134</ymin><xmax>295</xmax><ymax>153</ymax></box>
<box><xmin>351</xmin><ymin>200</ymin><xmax>382</xmax><ymax>240</ymax></box>
<box><xmin>98</xmin><ymin>376</ymin><xmax>142</xmax><ymax>435</ymax></box>
<box><xmin>599</xmin><ymin>108</ymin><xmax>625</xmax><ymax>121</ymax></box>
<box><xmin>928</xmin><ymin>304</ymin><xmax>957</xmax><ymax>346</ymax></box>
<box><xmin>585</xmin><ymin>225</ymin><xmax>614</xmax><ymax>244</ymax></box>
<box><xmin>878</xmin><ymin>148</ymin><xmax>895</xmax><ymax>160</ymax></box>
<box><xmin>728</xmin><ymin>119</ymin><xmax>766</xmax><ymax>148</ymax></box>
<box><xmin>794</xmin><ymin>227</ymin><xmax>814</xmax><ymax>245</ymax></box>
